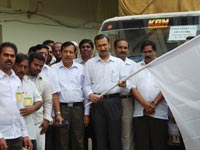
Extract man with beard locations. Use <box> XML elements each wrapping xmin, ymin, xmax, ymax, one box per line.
<box><xmin>131</xmin><ymin>40</ymin><xmax>168</xmax><ymax>150</ymax></box>
<box><xmin>114</xmin><ymin>39</ymin><xmax>136</xmax><ymax>150</ymax></box>
<box><xmin>0</xmin><ymin>42</ymin><xmax>32</xmax><ymax>150</ymax></box>
<box><xmin>30</xmin><ymin>44</ymin><xmax>61</xmax><ymax>150</ymax></box>
<box><xmin>26</xmin><ymin>53</ymin><xmax>52</xmax><ymax>150</ymax></box>
<box><xmin>13</xmin><ymin>53</ymin><xmax>43</xmax><ymax>150</ymax></box>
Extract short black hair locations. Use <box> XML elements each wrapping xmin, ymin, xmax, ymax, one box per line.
<box><xmin>141</xmin><ymin>40</ymin><xmax>156</xmax><ymax>52</ymax></box>
<box><xmin>15</xmin><ymin>53</ymin><xmax>28</xmax><ymax>64</ymax></box>
<box><xmin>42</xmin><ymin>40</ymin><xmax>55</xmax><ymax>46</ymax></box>
<box><xmin>94</xmin><ymin>34</ymin><xmax>110</xmax><ymax>43</ymax></box>
<box><xmin>28</xmin><ymin>52</ymin><xmax>45</xmax><ymax>65</ymax></box>
<box><xmin>0</xmin><ymin>42</ymin><xmax>18</xmax><ymax>55</ymax></box>
<box><xmin>114</xmin><ymin>39</ymin><xmax>128</xmax><ymax>48</ymax></box>
<box><xmin>61</xmin><ymin>41</ymin><xmax>76</xmax><ymax>52</ymax></box>
<box><xmin>79</xmin><ymin>39</ymin><xmax>94</xmax><ymax>49</ymax></box>
<box><xmin>28</xmin><ymin>44</ymin><xmax>49</xmax><ymax>55</ymax></box>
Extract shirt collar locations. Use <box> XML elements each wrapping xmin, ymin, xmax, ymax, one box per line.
<box><xmin>124</xmin><ymin>57</ymin><xmax>132</xmax><ymax>65</ymax></box>
<box><xmin>22</xmin><ymin>75</ymin><xmax>29</xmax><ymax>82</ymax></box>
<box><xmin>0</xmin><ymin>69</ymin><xmax>18</xmax><ymax>79</ymax></box>
<box><xmin>58</xmin><ymin>60</ymin><xmax>78</xmax><ymax>69</ymax></box>
<box><xmin>140</xmin><ymin>61</ymin><xmax>147</xmax><ymax>66</ymax></box>
<box><xmin>95</xmin><ymin>54</ymin><xmax>115</xmax><ymax>63</ymax></box>
<box><xmin>42</xmin><ymin>64</ymin><xmax>49</xmax><ymax>70</ymax></box>
<box><xmin>26</xmin><ymin>73</ymin><xmax>43</xmax><ymax>81</ymax></box>
<box><xmin>74</xmin><ymin>58</ymin><xmax>84</xmax><ymax>64</ymax></box>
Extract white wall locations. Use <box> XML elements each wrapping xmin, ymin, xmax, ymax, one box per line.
<box><xmin>0</xmin><ymin>0</ymin><xmax>118</xmax><ymax>53</ymax></box>
<box><xmin>0</xmin><ymin>0</ymin><xmax>98</xmax><ymax>53</ymax></box>
<box><xmin>1</xmin><ymin>18</ymin><xmax>98</xmax><ymax>53</ymax></box>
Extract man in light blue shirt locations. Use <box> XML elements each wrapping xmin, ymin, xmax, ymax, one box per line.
<box><xmin>84</xmin><ymin>34</ymin><xmax>127</xmax><ymax>150</ymax></box>
<box><xmin>52</xmin><ymin>41</ymin><xmax>86</xmax><ymax>150</ymax></box>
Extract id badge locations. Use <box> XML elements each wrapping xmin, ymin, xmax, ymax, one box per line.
<box><xmin>16</xmin><ymin>92</ymin><xmax>23</xmax><ymax>102</ymax></box>
<box><xmin>23</xmin><ymin>96</ymin><xmax>33</xmax><ymax>107</ymax></box>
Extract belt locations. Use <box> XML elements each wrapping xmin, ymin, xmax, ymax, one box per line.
<box><xmin>6</xmin><ymin>137</ymin><xmax>22</xmax><ymax>142</ymax></box>
<box><xmin>120</xmin><ymin>94</ymin><xmax>132</xmax><ymax>98</ymax></box>
<box><xmin>60</xmin><ymin>102</ymin><xmax>83</xmax><ymax>107</ymax></box>
<box><xmin>103</xmin><ymin>93</ymin><xmax>120</xmax><ymax>98</ymax></box>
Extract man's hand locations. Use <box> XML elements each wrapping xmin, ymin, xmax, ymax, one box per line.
<box><xmin>20</xmin><ymin>106</ymin><xmax>35</xmax><ymax>116</ymax></box>
<box><xmin>143</xmin><ymin>101</ymin><xmax>155</xmax><ymax>114</ymax></box>
<box><xmin>23</xmin><ymin>136</ymin><xmax>33</xmax><ymax>150</ymax></box>
<box><xmin>0</xmin><ymin>138</ymin><xmax>7</xmax><ymax>150</ymax></box>
<box><xmin>84</xmin><ymin>115</ymin><xmax>90</xmax><ymax>127</ymax></box>
<box><xmin>89</xmin><ymin>94</ymin><xmax>103</xmax><ymax>103</ymax></box>
<box><xmin>56</xmin><ymin>113</ymin><xmax>64</xmax><ymax>125</ymax></box>
<box><xmin>40</xmin><ymin>119</ymin><xmax>49</xmax><ymax>134</ymax></box>
<box><xmin>118</xmin><ymin>80</ymin><xmax>126</xmax><ymax>88</ymax></box>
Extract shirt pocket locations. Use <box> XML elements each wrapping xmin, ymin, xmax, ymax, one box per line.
<box><xmin>111</xmin><ymin>69</ymin><xmax>119</xmax><ymax>82</ymax></box>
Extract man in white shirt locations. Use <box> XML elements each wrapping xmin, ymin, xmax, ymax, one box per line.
<box><xmin>30</xmin><ymin>44</ymin><xmax>61</xmax><ymax>150</ymax></box>
<box><xmin>13</xmin><ymin>53</ymin><xmax>43</xmax><ymax>150</ymax></box>
<box><xmin>52</xmin><ymin>41</ymin><xmax>87</xmax><ymax>150</ymax></box>
<box><xmin>26</xmin><ymin>53</ymin><xmax>52</xmax><ymax>150</ymax></box>
<box><xmin>84</xmin><ymin>34</ymin><xmax>127</xmax><ymax>150</ymax></box>
<box><xmin>0</xmin><ymin>42</ymin><xmax>32</xmax><ymax>150</ymax></box>
<box><xmin>75</xmin><ymin>39</ymin><xmax>96</xmax><ymax>150</ymax></box>
<box><xmin>52</xmin><ymin>42</ymin><xmax>62</xmax><ymax>63</ymax></box>
<box><xmin>114</xmin><ymin>39</ymin><xmax>136</xmax><ymax>150</ymax></box>
<box><xmin>131</xmin><ymin>40</ymin><xmax>168</xmax><ymax>150</ymax></box>
<box><xmin>42</xmin><ymin>40</ymin><xmax>56</xmax><ymax>65</ymax></box>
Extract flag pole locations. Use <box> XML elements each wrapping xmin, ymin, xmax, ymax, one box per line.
<box><xmin>85</xmin><ymin>65</ymin><xmax>148</xmax><ymax>106</ymax></box>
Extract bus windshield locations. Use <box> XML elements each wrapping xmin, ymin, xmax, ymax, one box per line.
<box><xmin>100</xmin><ymin>11</ymin><xmax>200</xmax><ymax>62</ymax></box>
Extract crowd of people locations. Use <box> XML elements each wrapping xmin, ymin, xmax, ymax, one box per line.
<box><xmin>0</xmin><ymin>34</ymin><xmax>186</xmax><ymax>150</ymax></box>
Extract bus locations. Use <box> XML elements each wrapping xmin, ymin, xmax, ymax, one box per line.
<box><xmin>99</xmin><ymin>11</ymin><xmax>200</xmax><ymax>62</ymax></box>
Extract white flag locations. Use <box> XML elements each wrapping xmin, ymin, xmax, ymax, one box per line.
<box><xmin>147</xmin><ymin>35</ymin><xmax>200</xmax><ymax>150</ymax></box>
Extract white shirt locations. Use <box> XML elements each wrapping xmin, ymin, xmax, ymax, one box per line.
<box><xmin>27</xmin><ymin>74</ymin><xmax>52</xmax><ymax>124</ymax></box>
<box><xmin>74</xmin><ymin>57</ymin><xmax>90</xmax><ymax>115</ymax></box>
<box><xmin>132</xmin><ymin>61</ymin><xmax>168</xmax><ymax>120</ymax></box>
<box><xmin>21</xmin><ymin>75</ymin><xmax>42</xmax><ymax>139</ymax></box>
<box><xmin>40</xmin><ymin>64</ymin><xmax>61</xmax><ymax>117</ymax></box>
<box><xmin>74</xmin><ymin>57</ymin><xmax>85</xmax><ymax>65</ymax></box>
<box><xmin>40</xmin><ymin>64</ymin><xmax>60</xmax><ymax>94</ymax></box>
<box><xmin>0</xmin><ymin>70</ymin><xmax>28</xmax><ymax>139</ymax></box>
<box><xmin>52</xmin><ymin>61</ymin><xmax>85</xmax><ymax>103</ymax></box>
<box><xmin>84</xmin><ymin>54</ymin><xmax>126</xmax><ymax>97</ymax></box>
<box><xmin>121</xmin><ymin>57</ymin><xmax>137</xmax><ymax>95</ymax></box>
<box><xmin>50</xmin><ymin>56</ymin><xmax>56</xmax><ymax>65</ymax></box>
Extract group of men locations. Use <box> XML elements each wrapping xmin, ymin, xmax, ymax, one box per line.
<box><xmin>0</xmin><ymin>34</ymin><xmax>173</xmax><ymax>150</ymax></box>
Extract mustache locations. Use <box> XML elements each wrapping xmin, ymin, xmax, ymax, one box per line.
<box><xmin>5</xmin><ymin>60</ymin><xmax>13</xmax><ymax>64</ymax></box>
<box><xmin>145</xmin><ymin>56</ymin><xmax>151</xmax><ymax>59</ymax></box>
<box><xmin>119</xmin><ymin>52</ymin><xmax>126</xmax><ymax>55</ymax></box>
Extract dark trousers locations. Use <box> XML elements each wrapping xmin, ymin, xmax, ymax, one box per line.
<box><xmin>31</xmin><ymin>140</ymin><xmax>37</xmax><ymax>150</ymax></box>
<box><xmin>91</xmin><ymin>96</ymin><xmax>122</xmax><ymax>150</ymax></box>
<box><xmin>6</xmin><ymin>137</ymin><xmax>23</xmax><ymax>150</ymax></box>
<box><xmin>45</xmin><ymin>125</ymin><xmax>56</xmax><ymax>150</ymax></box>
<box><xmin>56</xmin><ymin>103</ymin><xmax>84</xmax><ymax>150</ymax></box>
<box><xmin>133</xmin><ymin>115</ymin><xmax>168</xmax><ymax>150</ymax></box>
<box><xmin>84</xmin><ymin>114</ymin><xmax>96</xmax><ymax>150</ymax></box>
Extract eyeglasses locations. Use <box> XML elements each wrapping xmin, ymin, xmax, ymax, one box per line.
<box><xmin>80</xmin><ymin>45</ymin><xmax>91</xmax><ymax>49</ymax></box>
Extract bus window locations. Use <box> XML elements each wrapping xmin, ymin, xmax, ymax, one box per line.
<box><xmin>99</xmin><ymin>11</ymin><xmax>200</xmax><ymax>62</ymax></box>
